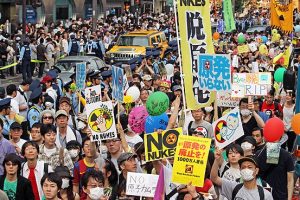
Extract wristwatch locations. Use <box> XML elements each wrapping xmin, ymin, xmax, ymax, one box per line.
<box><xmin>191</xmin><ymin>193</ymin><xmax>200</xmax><ymax>200</ymax></box>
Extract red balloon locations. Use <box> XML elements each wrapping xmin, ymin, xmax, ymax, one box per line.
<box><xmin>263</xmin><ymin>117</ymin><xmax>284</xmax><ymax>142</ymax></box>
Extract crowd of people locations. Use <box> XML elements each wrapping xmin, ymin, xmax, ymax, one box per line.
<box><xmin>0</xmin><ymin>4</ymin><xmax>297</xmax><ymax>200</ymax></box>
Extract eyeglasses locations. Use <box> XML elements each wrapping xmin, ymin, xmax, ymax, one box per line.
<box><xmin>105</xmin><ymin>139</ymin><xmax>121</xmax><ymax>144</ymax></box>
<box><xmin>5</xmin><ymin>162</ymin><xmax>17</xmax><ymax>166</ymax></box>
<box><xmin>87</xmin><ymin>183</ymin><xmax>103</xmax><ymax>188</ymax></box>
<box><xmin>43</xmin><ymin>116</ymin><xmax>53</xmax><ymax>120</ymax></box>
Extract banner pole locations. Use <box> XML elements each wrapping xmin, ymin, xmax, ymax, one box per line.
<box><xmin>117</xmin><ymin>101</ymin><xmax>121</xmax><ymax>125</ymax></box>
<box><xmin>173</xmin><ymin>0</ymin><xmax>187</xmax><ymax>113</ymax></box>
<box><xmin>78</xmin><ymin>90</ymin><xmax>81</xmax><ymax>114</ymax></box>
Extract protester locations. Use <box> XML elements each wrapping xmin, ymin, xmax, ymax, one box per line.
<box><xmin>41</xmin><ymin>172</ymin><xmax>62</xmax><ymax>200</ymax></box>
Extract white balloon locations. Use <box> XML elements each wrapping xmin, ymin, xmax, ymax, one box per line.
<box><xmin>165</xmin><ymin>64</ymin><xmax>174</xmax><ymax>76</ymax></box>
<box><xmin>126</xmin><ymin>86</ymin><xmax>140</xmax><ymax>101</ymax></box>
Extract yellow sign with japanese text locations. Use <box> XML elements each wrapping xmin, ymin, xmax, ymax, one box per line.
<box><xmin>177</xmin><ymin>0</ymin><xmax>215</xmax><ymax>110</ymax></box>
<box><xmin>237</xmin><ymin>45</ymin><xmax>250</xmax><ymax>54</ymax></box>
<box><xmin>172</xmin><ymin>135</ymin><xmax>211</xmax><ymax>187</ymax></box>
<box><xmin>144</xmin><ymin>128</ymin><xmax>182</xmax><ymax>162</ymax></box>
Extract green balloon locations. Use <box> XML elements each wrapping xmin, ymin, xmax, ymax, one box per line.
<box><xmin>238</xmin><ymin>35</ymin><xmax>246</xmax><ymax>44</ymax></box>
<box><xmin>146</xmin><ymin>92</ymin><xmax>170</xmax><ymax>116</ymax></box>
<box><xmin>274</xmin><ymin>67</ymin><xmax>286</xmax><ymax>82</ymax></box>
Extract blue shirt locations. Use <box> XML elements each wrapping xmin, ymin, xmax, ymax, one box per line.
<box><xmin>68</xmin><ymin>39</ymin><xmax>80</xmax><ymax>54</ymax></box>
<box><xmin>258</xmin><ymin>111</ymin><xmax>269</xmax><ymax>123</ymax></box>
<box><xmin>0</xmin><ymin>115</ymin><xmax>14</xmax><ymax>136</ymax></box>
<box><xmin>27</xmin><ymin>104</ymin><xmax>42</xmax><ymax>128</ymax></box>
<box><xmin>19</xmin><ymin>45</ymin><xmax>32</xmax><ymax>61</ymax></box>
<box><xmin>0</xmin><ymin>137</ymin><xmax>16</xmax><ymax>175</ymax></box>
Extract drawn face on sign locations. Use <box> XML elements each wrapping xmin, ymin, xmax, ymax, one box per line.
<box><xmin>88</xmin><ymin>107</ymin><xmax>113</xmax><ymax>132</ymax></box>
<box><xmin>226</xmin><ymin>112</ymin><xmax>239</xmax><ymax>130</ymax></box>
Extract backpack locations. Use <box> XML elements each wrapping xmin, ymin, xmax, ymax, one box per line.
<box><xmin>219</xmin><ymin>162</ymin><xmax>230</xmax><ymax>177</ymax></box>
<box><xmin>283</xmin><ymin>69</ymin><xmax>295</xmax><ymax>91</ymax></box>
<box><xmin>21</xmin><ymin>162</ymin><xmax>49</xmax><ymax>176</ymax></box>
<box><xmin>70</xmin><ymin>40</ymin><xmax>79</xmax><ymax>54</ymax></box>
<box><xmin>232</xmin><ymin>183</ymin><xmax>264</xmax><ymax>200</ymax></box>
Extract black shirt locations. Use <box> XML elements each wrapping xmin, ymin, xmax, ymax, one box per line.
<box><xmin>256</xmin><ymin>148</ymin><xmax>294</xmax><ymax>200</ymax></box>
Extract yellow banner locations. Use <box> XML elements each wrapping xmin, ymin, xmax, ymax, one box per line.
<box><xmin>270</xmin><ymin>0</ymin><xmax>293</xmax><ymax>33</ymax></box>
<box><xmin>144</xmin><ymin>128</ymin><xmax>182</xmax><ymax>162</ymax></box>
<box><xmin>172</xmin><ymin>135</ymin><xmax>211</xmax><ymax>187</ymax></box>
<box><xmin>177</xmin><ymin>0</ymin><xmax>215</xmax><ymax>110</ymax></box>
<box><xmin>237</xmin><ymin>45</ymin><xmax>250</xmax><ymax>54</ymax></box>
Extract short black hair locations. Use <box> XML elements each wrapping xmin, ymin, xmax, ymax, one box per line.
<box><xmin>225</xmin><ymin>143</ymin><xmax>244</xmax><ymax>158</ymax></box>
<box><xmin>40</xmin><ymin>38</ymin><xmax>44</xmax><ymax>44</ymax></box>
<box><xmin>40</xmin><ymin>124</ymin><xmax>56</xmax><ymax>136</ymax></box>
<box><xmin>252</xmin><ymin>127</ymin><xmax>263</xmax><ymax>136</ymax></box>
<box><xmin>6</xmin><ymin>84</ymin><xmax>17</xmax><ymax>96</ymax></box>
<box><xmin>3</xmin><ymin>153</ymin><xmax>22</xmax><ymax>176</ymax></box>
<box><xmin>21</xmin><ymin>141</ymin><xmax>40</xmax><ymax>157</ymax></box>
<box><xmin>41</xmin><ymin>172</ymin><xmax>62</xmax><ymax>190</ymax></box>
<box><xmin>239</xmin><ymin>98</ymin><xmax>248</xmax><ymax>106</ymax></box>
<box><xmin>103</xmin><ymin>159</ymin><xmax>118</xmax><ymax>187</ymax></box>
<box><xmin>31</xmin><ymin>122</ymin><xmax>42</xmax><ymax>131</ymax></box>
<box><xmin>0</xmin><ymin>119</ymin><xmax>3</xmax><ymax>129</ymax></box>
<box><xmin>81</xmin><ymin>169</ymin><xmax>104</xmax><ymax>188</ymax></box>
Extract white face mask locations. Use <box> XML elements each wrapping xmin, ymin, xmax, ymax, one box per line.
<box><xmin>77</xmin><ymin>121</ymin><xmax>86</xmax><ymax>130</ymax></box>
<box><xmin>61</xmin><ymin>178</ymin><xmax>69</xmax><ymax>189</ymax></box>
<box><xmin>240</xmin><ymin>168</ymin><xmax>255</xmax><ymax>181</ymax></box>
<box><xmin>241</xmin><ymin>142</ymin><xmax>253</xmax><ymax>151</ymax></box>
<box><xmin>88</xmin><ymin>187</ymin><xmax>103</xmax><ymax>200</ymax></box>
<box><xmin>205</xmin><ymin>106</ymin><xmax>213</xmax><ymax>113</ymax></box>
<box><xmin>240</xmin><ymin>109</ymin><xmax>251</xmax><ymax>117</ymax></box>
<box><xmin>69</xmin><ymin>149</ymin><xmax>79</xmax><ymax>158</ymax></box>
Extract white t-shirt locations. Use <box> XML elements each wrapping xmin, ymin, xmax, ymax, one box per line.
<box><xmin>125</xmin><ymin>134</ymin><xmax>143</xmax><ymax>149</ymax></box>
<box><xmin>16</xmin><ymin>139</ymin><xmax>26</xmax><ymax>149</ymax></box>
<box><xmin>221</xmin><ymin>179</ymin><xmax>273</xmax><ymax>200</ymax></box>
<box><xmin>44</xmin><ymin>146</ymin><xmax>57</xmax><ymax>157</ymax></box>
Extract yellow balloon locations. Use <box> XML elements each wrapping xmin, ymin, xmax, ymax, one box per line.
<box><xmin>259</xmin><ymin>44</ymin><xmax>268</xmax><ymax>55</ymax></box>
<box><xmin>272</xmin><ymin>29</ymin><xmax>278</xmax><ymax>35</ymax></box>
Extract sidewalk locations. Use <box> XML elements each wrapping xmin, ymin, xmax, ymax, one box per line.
<box><xmin>0</xmin><ymin>74</ymin><xmax>23</xmax><ymax>88</ymax></box>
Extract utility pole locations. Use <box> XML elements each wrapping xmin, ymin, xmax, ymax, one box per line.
<box><xmin>22</xmin><ymin>0</ymin><xmax>26</xmax><ymax>36</ymax></box>
<box><xmin>92</xmin><ymin>0</ymin><xmax>97</xmax><ymax>31</ymax></box>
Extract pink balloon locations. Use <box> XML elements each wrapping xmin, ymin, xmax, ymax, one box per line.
<box><xmin>263</xmin><ymin>117</ymin><xmax>284</xmax><ymax>142</ymax></box>
<box><xmin>128</xmin><ymin>106</ymin><xmax>148</xmax><ymax>134</ymax></box>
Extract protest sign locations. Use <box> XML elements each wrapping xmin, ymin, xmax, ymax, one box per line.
<box><xmin>217</xmin><ymin>91</ymin><xmax>240</xmax><ymax>107</ymax></box>
<box><xmin>237</xmin><ymin>45</ymin><xmax>250</xmax><ymax>54</ymax></box>
<box><xmin>172</xmin><ymin>135</ymin><xmax>211</xmax><ymax>187</ymax></box>
<box><xmin>126</xmin><ymin>172</ymin><xmax>159</xmax><ymax>197</ymax></box>
<box><xmin>231</xmin><ymin>72</ymin><xmax>271</xmax><ymax>97</ymax></box>
<box><xmin>198</xmin><ymin>54</ymin><xmax>231</xmax><ymax>91</ymax></box>
<box><xmin>112</xmin><ymin>66</ymin><xmax>124</xmax><ymax>102</ymax></box>
<box><xmin>76</xmin><ymin>63</ymin><xmax>86</xmax><ymax>90</ymax></box>
<box><xmin>177</xmin><ymin>0</ymin><xmax>216</xmax><ymax>110</ymax></box>
<box><xmin>266</xmin><ymin>142</ymin><xmax>280</xmax><ymax>164</ymax></box>
<box><xmin>212</xmin><ymin>107</ymin><xmax>244</xmax><ymax>149</ymax></box>
<box><xmin>223</xmin><ymin>0</ymin><xmax>236</xmax><ymax>32</ymax></box>
<box><xmin>86</xmin><ymin>101</ymin><xmax>117</xmax><ymax>141</ymax></box>
<box><xmin>85</xmin><ymin>85</ymin><xmax>102</xmax><ymax>104</ymax></box>
<box><xmin>144</xmin><ymin>128</ymin><xmax>182</xmax><ymax>162</ymax></box>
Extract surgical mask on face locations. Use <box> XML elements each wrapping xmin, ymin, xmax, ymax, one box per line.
<box><xmin>240</xmin><ymin>168</ymin><xmax>255</xmax><ymax>181</ymax></box>
<box><xmin>88</xmin><ymin>187</ymin><xmax>103</xmax><ymax>200</ymax></box>
<box><xmin>240</xmin><ymin>109</ymin><xmax>251</xmax><ymax>117</ymax></box>
<box><xmin>77</xmin><ymin>121</ymin><xmax>86</xmax><ymax>130</ymax></box>
<box><xmin>69</xmin><ymin>149</ymin><xmax>79</xmax><ymax>158</ymax></box>
<box><xmin>241</xmin><ymin>142</ymin><xmax>253</xmax><ymax>151</ymax></box>
<box><xmin>61</xmin><ymin>178</ymin><xmax>69</xmax><ymax>189</ymax></box>
<box><xmin>205</xmin><ymin>106</ymin><xmax>213</xmax><ymax>113</ymax></box>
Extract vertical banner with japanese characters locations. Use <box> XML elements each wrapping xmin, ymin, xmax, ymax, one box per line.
<box><xmin>76</xmin><ymin>63</ymin><xmax>86</xmax><ymax>90</ymax></box>
<box><xmin>198</xmin><ymin>54</ymin><xmax>231</xmax><ymax>91</ymax></box>
<box><xmin>177</xmin><ymin>0</ymin><xmax>215</xmax><ymax>110</ymax></box>
<box><xmin>112</xmin><ymin>66</ymin><xmax>124</xmax><ymax>102</ymax></box>
<box><xmin>172</xmin><ymin>135</ymin><xmax>211</xmax><ymax>187</ymax></box>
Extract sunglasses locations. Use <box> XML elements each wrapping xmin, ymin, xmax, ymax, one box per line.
<box><xmin>43</xmin><ymin>116</ymin><xmax>53</xmax><ymax>119</ymax></box>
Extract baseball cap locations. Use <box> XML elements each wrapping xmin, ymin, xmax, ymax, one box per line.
<box><xmin>41</xmin><ymin>75</ymin><xmax>53</xmax><ymax>83</ymax></box>
<box><xmin>172</xmin><ymin>85</ymin><xmax>182</xmax><ymax>92</ymax></box>
<box><xmin>55</xmin><ymin>110</ymin><xmax>68</xmax><ymax>119</ymax></box>
<box><xmin>238</xmin><ymin>155</ymin><xmax>259</xmax><ymax>168</ymax></box>
<box><xmin>142</xmin><ymin>74</ymin><xmax>152</xmax><ymax>81</ymax></box>
<box><xmin>188</xmin><ymin>126</ymin><xmax>207</xmax><ymax>137</ymax></box>
<box><xmin>59</xmin><ymin>96</ymin><xmax>71</xmax><ymax>106</ymax></box>
<box><xmin>242</xmin><ymin>136</ymin><xmax>257</xmax><ymax>147</ymax></box>
<box><xmin>117</xmin><ymin>152</ymin><xmax>137</xmax><ymax>166</ymax></box>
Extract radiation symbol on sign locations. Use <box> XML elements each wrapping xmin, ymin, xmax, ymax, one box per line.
<box><xmin>88</xmin><ymin>108</ymin><xmax>113</xmax><ymax>133</ymax></box>
<box><xmin>166</xmin><ymin>133</ymin><xmax>177</xmax><ymax>145</ymax></box>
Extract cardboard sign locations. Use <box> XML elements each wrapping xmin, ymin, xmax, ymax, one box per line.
<box><xmin>217</xmin><ymin>91</ymin><xmax>240</xmax><ymax>107</ymax></box>
<box><xmin>76</xmin><ymin>63</ymin><xmax>86</xmax><ymax>90</ymax></box>
<box><xmin>126</xmin><ymin>172</ymin><xmax>159</xmax><ymax>197</ymax></box>
<box><xmin>212</xmin><ymin>107</ymin><xmax>244</xmax><ymax>149</ymax></box>
<box><xmin>237</xmin><ymin>45</ymin><xmax>250</xmax><ymax>54</ymax></box>
<box><xmin>86</xmin><ymin>101</ymin><xmax>117</xmax><ymax>141</ymax></box>
<box><xmin>266</xmin><ymin>142</ymin><xmax>280</xmax><ymax>164</ymax></box>
<box><xmin>112</xmin><ymin>66</ymin><xmax>124</xmax><ymax>102</ymax></box>
<box><xmin>172</xmin><ymin>135</ymin><xmax>211</xmax><ymax>187</ymax></box>
<box><xmin>232</xmin><ymin>73</ymin><xmax>271</xmax><ymax>97</ymax></box>
<box><xmin>144</xmin><ymin>128</ymin><xmax>182</xmax><ymax>162</ymax></box>
<box><xmin>85</xmin><ymin>85</ymin><xmax>102</xmax><ymax>104</ymax></box>
<box><xmin>198</xmin><ymin>54</ymin><xmax>231</xmax><ymax>91</ymax></box>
